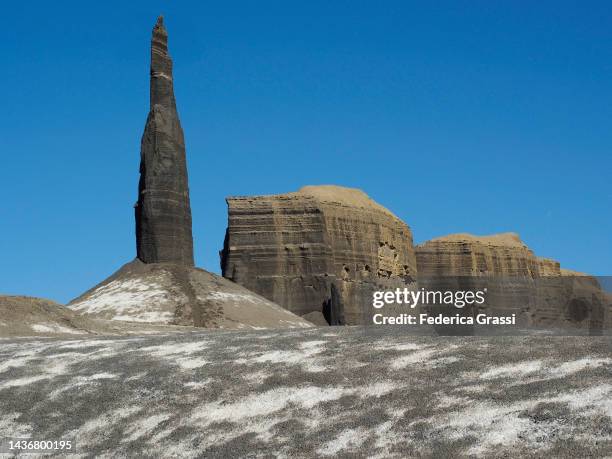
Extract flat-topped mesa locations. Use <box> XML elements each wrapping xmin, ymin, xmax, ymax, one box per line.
<box><xmin>416</xmin><ymin>232</ymin><xmax>609</xmax><ymax>331</ymax></box>
<box><xmin>416</xmin><ymin>232</ymin><xmax>540</xmax><ymax>277</ymax></box>
<box><xmin>220</xmin><ymin>185</ymin><xmax>418</xmax><ymax>324</ymax></box>
<box><xmin>135</xmin><ymin>16</ymin><xmax>194</xmax><ymax>266</ymax></box>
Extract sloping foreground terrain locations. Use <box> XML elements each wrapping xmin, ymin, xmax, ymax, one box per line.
<box><xmin>0</xmin><ymin>296</ymin><xmax>198</xmax><ymax>338</ymax></box>
<box><xmin>0</xmin><ymin>329</ymin><xmax>610</xmax><ymax>457</ymax></box>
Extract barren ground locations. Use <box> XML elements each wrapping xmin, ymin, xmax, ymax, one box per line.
<box><xmin>0</xmin><ymin>328</ymin><xmax>610</xmax><ymax>458</ymax></box>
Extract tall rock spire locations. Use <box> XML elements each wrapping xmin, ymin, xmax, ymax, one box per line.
<box><xmin>135</xmin><ymin>16</ymin><xmax>195</xmax><ymax>266</ymax></box>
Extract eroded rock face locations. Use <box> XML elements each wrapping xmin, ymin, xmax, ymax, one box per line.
<box><xmin>220</xmin><ymin>185</ymin><xmax>417</xmax><ymax>324</ymax></box>
<box><xmin>416</xmin><ymin>233</ymin><xmax>541</xmax><ymax>278</ymax></box>
<box><xmin>135</xmin><ymin>16</ymin><xmax>194</xmax><ymax>266</ymax></box>
<box><xmin>416</xmin><ymin>233</ymin><xmax>610</xmax><ymax>332</ymax></box>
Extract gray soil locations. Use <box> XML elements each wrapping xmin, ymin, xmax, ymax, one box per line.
<box><xmin>0</xmin><ymin>296</ymin><xmax>197</xmax><ymax>338</ymax></box>
<box><xmin>0</xmin><ymin>328</ymin><xmax>610</xmax><ymax>458</ymax></box>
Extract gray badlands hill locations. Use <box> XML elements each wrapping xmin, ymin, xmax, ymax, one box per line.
<box><xmin>0</xmin><ymin>295</ymin><xmax>197</xmax><ymax>338</ymax></box>
<box><xmin>0</xmin><ymin>328</ymin><xmax>610</xmax><ymax>457</ymax></box>
<box><xmin>0</xmin><ymin>296</ymin><xmax>93</xmax><ymax>337</ymax></box>
<box><xmin>221</xmin><ymin>185</ymin><xmax>417</xmax><ymax>325</ymax></box>
<box><xmin>69</xmin><ymin>259</ymin><xmax>312</xmax><ymax>330</ymax></box>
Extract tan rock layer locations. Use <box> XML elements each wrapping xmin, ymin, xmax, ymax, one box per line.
<box><xmin>416</xmin><ymin>233</ymin><xmax>610</xmax><ymax>331</ymax></box>
<box><xmin>221</xmin><ymin>186</ymin><xmax>417</xmax><ymax>324</ymax></box>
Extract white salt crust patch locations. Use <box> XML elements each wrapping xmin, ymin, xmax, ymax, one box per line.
<box><xmin>0</xmin><ymin>413</ymin><xmax>33</xmax><ymax>437</ymax></box>
<box><xmin>480</xmin><ymin>360</ymin><xmax>544</xmax><ymax>379</ymax></box>
<box><xmin>234</xmin><ymin>341</ymin><xmax>328</xmax><ymax>372</ymax></box>
<box><xmin>432</xmin><ymin>383</ymin><xmax>612</xmax><ymax>455</ymax></box>
<box><xmin>480</xmin><ymin>358</ymin><xmax>612</xmax><ymax>382</ymax></box>
<box><xmin>1</xmin><ymin>335</ymin><xmax>610</xmax><ymax>457</ymax></box>
<box><xmin>30</xmin><ymin>323</ymin><xmax>86</xmax><ymax>335</ymax></box>
<box><xmin>69</xmin><ymin>275</ymin><xmax>181</xmax><ymax>324</ymax></box>
<box><xmin>139</xmin><ymin>341</ymin><xmax>211</xmax><ymax>370</ymax></box>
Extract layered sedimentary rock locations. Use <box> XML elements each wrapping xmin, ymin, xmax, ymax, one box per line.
<box><xmin>135</xmin><ymin>16</ymin><xmax>194</xmax><ymax>266</ymax></box>
<box><xmin>416</xmin><ymin>233</ymin><xmax>610</xmax><ymax>332</ymax></box>
<box><xmin>416</xmin><ymin>233</ymin><xmax>540</xmax><ymax>278</ymax></box>
<box><xmin>220</xmin><ymin>185</ymin><xmax>417</xmax><ymax>324</ymax></box>
<box><xmin>69</xmin><ymin>18</ymin><xmax>311</xmax><ymax>331</ymax></box>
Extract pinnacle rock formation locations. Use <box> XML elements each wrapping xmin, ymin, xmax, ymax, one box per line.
<box><xmin>69</xmin><ymin>17</ymin><xmax>313</xmax><ymax>331</ymax></box>
<box><xmin>135</xmin><ymin>16</ymin><xmax>194</xmax><ymax>266</ymax></box>
<box><xmin>220</xmin><ymin>185</ymin><xmax>418</xmax><ymax>324</ymax></box>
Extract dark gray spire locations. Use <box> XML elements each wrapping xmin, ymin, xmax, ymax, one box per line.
<box><xmin>135</xmin><ymin>16</ymin><xmax>194</xmax><ymax>266</ymax></box>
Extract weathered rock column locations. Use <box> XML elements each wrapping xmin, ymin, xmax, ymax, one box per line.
<box><xmin>135</xmin><ymin>16</ymin><xmax>194</xmax><ymax>266</ymax></box>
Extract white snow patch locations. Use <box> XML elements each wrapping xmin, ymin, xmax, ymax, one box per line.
<box><xmin>358</xmin><ymin>382</ymin><xmax>397</xmax><ymax>398</ymax></box>
<box><xmin>0</xmin><ymin>356</ymin><xmax>70</xmax><ymax>389</ymax></box>
<box><xmin>241</xmin><ymin>370</ymin><xmax>270</xmax><ymax>384</ymax></box>
<box><xmin>184</xmin><ymin>380</ymin><xmax>212</xmax><ymax>390</ymax></box>
<box><xmin>78</xmin><ymin>405</ymin><xmax>143</xmax><ymax>446</ymax></box>
<box><xmin>548</xmin><ymin>357</ymin><xmax>612</xmax><ymax>378</ymax></box>
<box><xmin>390</xmin><ymin>349</ymin><xmax>438</xmax><ymax>369</ymax></box>
<box><xmin>124</xmin><ymin>413</ymin><xmax>171</xmax><ymax>442</ymax></box>
<box><xmin>480</xmin><ymin>360</ymin><xmax>544</xmax><ymax>380</ymax></box>
<box><xmin>317</xmin><ymin>427</ymin><xmax>368</xmax><ymax>455</ymax></box>
<box><xmin>48</xmin><ymin>373</ymin><xmax>119</xmax><ymax>399</ymax></box>
<box><xmin>374</xmin><ymin>342</ymin><xmax>427</xmax><ymax>352</ymax></box>
<box><xmin>176</xmin><ymin>357</ymin><xmax>210</xmax><ymax>370</ymax></box>
<box><xmin>140</xmin><ymin>341</ymin><xmax>210</xmax><ymax>370</ymax></box>
<box><xmin>430</xmin><ymin>356</ymin><xmax>461</xmax><ymax>367</ymax></box>
<box><xmin>551</xmin><ymin>383</ymin><xmax>612</xmax><ymax>416</ymax></box>
<box><xmin>58</xmin><ymin>341</ymin><xmax>105</xmax><ymax>350</ymax></box>
<box><xmin>433</xmin><ymin>383</ymin><xmax>612</xmax><ymax>455</ymax></box>
<box><xmin>140</xmin><ymin>341</ymin><xmax>210</xmax><ymax>357</ymax></box>
<box><xmin>0</xmin><ymin>413</ymin><xmax>33</xmax><ymax>437</ymax></box>
<box><xmin>202</xmin><ymin>291</ymin><xmax>267</xmax><ymax>305</ymax></box>
<box><xmin>70</xmin><ymin>275</ymin><xmax>181</xmax><ymax>324</ymax></box>
<box><xmin>0</xmin><ymin>356</ymin><xmax>37</xmax><ymax>373</ymax></box>
<box><xmin>30</xmin><ymin>323</ymin><xmax>85</xmax><ymax>335</ymax></box>
<box><xmin>299</xmin><ymin>340</ymin><xmax>327</xmax><ymax>350</ymax></box>
<box><xmin>0</xmin><ymin>374</ymin><xmax>49</xmax><ymax>389</ymax></box>
<box><xmin>112</xmin><ymin>311</ymin><xmax>174</xmax><ymax>323</ymax></box>
<box><xmin>192</xmin><ymin>382</ymin><xmax>397</xmax><ymax>431</ymax></box>
<box><xmin>191</xmin><ymin>386</ymin><xmax>351</xmax><ymax>426</ymax></box>
<box><xmin>235</xmin><ymin>346</ymin><xmax>326</xmax><ymax>372</ymax></box>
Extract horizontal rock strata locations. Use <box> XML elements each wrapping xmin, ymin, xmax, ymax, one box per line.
<box><xmin>416</xmin><ymin>233</ymin><xmax>610</xmax><ymax>332</ymax></box>
<box><xmin>220</xmin><ymin>185</ymin><xmax>418</xmax><ymax>324</ymax></box>
<box><xmin>135</xmin><ymin>16</ymin><xmax>194</xmax><ymax>265</ymax></box>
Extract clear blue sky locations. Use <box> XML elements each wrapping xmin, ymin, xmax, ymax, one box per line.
<box><xmin>2</xmin><ymin>1</ymin><xmax>611</xmax><ymax>303</ymax></box>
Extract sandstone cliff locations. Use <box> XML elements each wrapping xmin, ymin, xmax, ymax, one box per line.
<box><xmin>416</xmin><ymin>233</ymin><xmax>542</xmax><ymax>278</ymax></box>
<box><xmin>221</xmin><ymin>185</ymin><xmax>417</xmax><ymax>324</ymax></box>
<box><xmin>416</xmin><ymin>233</ymin><xmax>610</xmax><ymax>332</ymax></box>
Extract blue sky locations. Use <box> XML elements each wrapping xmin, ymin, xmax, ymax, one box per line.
<box><xmin>1</xmin><ymin>1</ymin><xmax>611</xmax><ymax>303</ymax></box>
